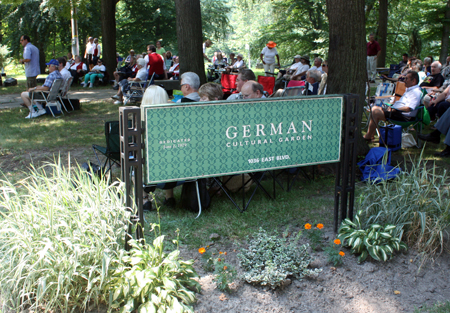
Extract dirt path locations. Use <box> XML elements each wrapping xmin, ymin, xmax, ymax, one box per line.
<box><xmin>184</xmin><ymin>229</ymin><xmax>450</xmax><ymax>313</ymax></box>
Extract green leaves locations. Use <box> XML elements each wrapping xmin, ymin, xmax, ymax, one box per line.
<box><xmin>338</xmin><ymin>211</ymin><xmax>408</xmax><ymax>263</ymax></box>
<box><xmin>105</xmin><ymin>238</ymin><xmax>200</xmax><ymax>313</ymax></box>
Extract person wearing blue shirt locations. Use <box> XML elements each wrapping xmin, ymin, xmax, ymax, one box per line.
<box><xmin>20</xmin><ymin>59</ymin><xmax>62</xmax><ymax>119</ymax></box>
<box><xmin>19</xmin><ymin>35</ymin><xmax>40</xmax><ymax>88</ymax></box>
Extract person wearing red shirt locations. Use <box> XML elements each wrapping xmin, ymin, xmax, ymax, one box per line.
<box><xmin>367</xmin><ymin>33</ymin><xmax>381</xmax><ymax>83</ymax></box>
<box><xmin>146</xmin><ymin>45</ymin><xmax>166</xmax><ymax>80</ymax></box>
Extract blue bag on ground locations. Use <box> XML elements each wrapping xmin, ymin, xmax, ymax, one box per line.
<box><xmin>357</xmin><ymin>147</ymin><xmax>401</xmax><ymax>183</ymax></box>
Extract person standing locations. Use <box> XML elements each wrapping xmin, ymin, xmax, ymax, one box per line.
<box><xmin>260</xmin><ymin>41</ymin><xmax>280</xmax><ymax>76</ymax></box>
<box><xmin>367</xmin><ymin>33</ymin><xmax>381</xmax><ymax>83</ymax></box>
<box><xmin>19</xmin><ymin>35</ymin><xmax>40</xmax><ymax>89</ymax></box>
<box><xmin>84</xmin><ymin>37</ymin><xmax>94</xmax><ymax>70</ymax></box>
<box><xmin>92</xmin><ymin>38</ymin><xmax>102</xmax><ymax>66</ymax></box>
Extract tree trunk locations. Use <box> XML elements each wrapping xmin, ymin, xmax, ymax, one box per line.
<box><xmin>327</xmin><ymin>0</ymin><xmax>369</xmax><ymax>155</ymax></box>
<box><xmin>175</xmin><ymin>0</ymin><xmax>207</xmax><ymax>85</ymax></box>
<box><xmin>377</xmin><ymin>0</ymin><xmax>388</xmax><ymax>68</ymax></box>
<box><xmin>440</xmin><ymin>0</ymin><xmax>450</xmax><ymax>64</ymax></box>
<box><xmin>101</xmin><ymin>0</ymin><xmax>117</xmax><ymax>79</ymax></box>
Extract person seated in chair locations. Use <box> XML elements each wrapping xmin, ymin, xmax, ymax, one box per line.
<box><xmin>58</xmin><ymin>57</ymin><xmax>72</xmax><ymax>81</ymax></box>
<box><xmin>227</xmin><ymin>68</ymin><xmax>256</xmax><ymax>100</ymax></box>
<box><xmin>178</xmin><ymin>72</ymin><xmax>201</xmax><ymax>102</ymax></box>
<box><xmin>20</xmin><ymin>59</ymin><xmax>62</xmax><ymax>119</ymax></box>
<box><xmin>290</xmin><ymin>55</ymin><xmax>310</xmax><ymax>81</ymax></box>
<box><xmin>241</xmin><ymin>80</ymin><xmax>264</xmax><ymax>99</ymax></box>
<box><xmin>113</xmin><ymin>56</ymin><xmax>137</xmax><ymax>89</ymax></box>
<box><xmin>426</xmin><ymin>84</ymin><xmax>450</xmax><ymax>121</ymax></box>
<box><xmin>274</xmin><ymin>55</ymin><xmax>303</xmax><ymax>90</ymax></box>
<box><xmin>198</xmin><ymin>82</ymin><xmax>224</xmax><ymax>101</ymax></box>
<box><xmin>166</xmin><ymin>56</ymin><xmax>180</xmax><ymax>79</ymax></box>
<box><xmin>363</xmin><ymin>71</ymin><xmax>421</xmax><ymax>141</ymax></box>
<box><xmin>111</xmin><ymin>58</ymin><xmax>148</xmax><ymax>105</ymax></box>
<box><xmin>124</xmin><ymin>49</ymin><xmax>136</xmax><ymax>65</ymax></box>
<box><xmin>225</xmin><ymin>53</ymin><xmax>244</xmax><ymax>73</ymax></box>
<box><xmin>82</xmin><ymin>58</ymin><xmax>106</xmax><ymax>88</ymax></box>
<box><xmin>418</xmin><ymin>106</ymin><xmax>450</xmax><ymax>157</ymax></box>
<box><xmin>421</xmin><ymin>61</ymin><xmax>445</xmax><ymax>107</ymax></box>
<box><xmin>303</xmin><ymin>70</ymin><xmax>321</xmax><ymax>95</ymax></box>
<box><xmin>69</xmin><ymin>55</ymin><xmax>87</xmax><ymax>85</ymax></box>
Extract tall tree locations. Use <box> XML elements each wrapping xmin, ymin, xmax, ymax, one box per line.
<box><xmin>101</xmin><ymin>0</ymin><xmax>117</xmax><ymax>78</ymax></box>
<box><xmin>327</xmin><ymin>0</ymin><xmax>368</xmax><ymax>154</ymax></box>
<box><xmin>377</xmin><ymin>0</ymin><xmax>388</xmax><ymax>67</ymax></box>
<box><xmin>175</xmin><ymin>0</ymin><xmax>206</xmax><ymax>84</ymax></box>
<box><xmin>440</xmin><ymin>0</ymin><xmax>450</xmax><ymax>64</ymax></box>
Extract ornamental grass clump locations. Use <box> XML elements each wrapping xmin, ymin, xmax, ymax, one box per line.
<box><xmin>238</xmin><ymin>228</ymin><xmax>321</xmax><ymax>289</ymax></box>
<box><xmin>0</xmin><ymin>161</ymin><xmax>130</xmax><ymax>312</ymax></box>
<box><xmin>357</xmin><ymin>152</ymin><xmax>450</xmax><ymax>263</ymax></box>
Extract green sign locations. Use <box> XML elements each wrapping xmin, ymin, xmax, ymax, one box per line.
<box><xmin>143</xmin><ymin>96</ymin><xmax>343</xmax><ymax>184</ymax></box>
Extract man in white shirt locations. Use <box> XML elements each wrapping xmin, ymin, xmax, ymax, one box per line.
<box><xmin>364</xmin><ymin>71</ymin><xmax>422</xmax><ymax>141</ymax></box>
<box><xmin>308</xmin><ymin>57</ymin><xmax>324</xmax><ymax>74</ymax></box>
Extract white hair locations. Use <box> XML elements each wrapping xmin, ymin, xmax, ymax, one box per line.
<box><xmin>308</xmin><ymin>70</ymin><xmax>322</xmax><ymax>82</ymax></box>
<box><xmin>142</xmin><ymin>85</ymin><xmax>169</xmax><ymax>106</ymax></box>
<box><xmin>181</xmin><ymin>72</ymin><xmax>200</xmax><ymax>90</ymax></box>
<box><xmin>432</xmin><ymin>61</ymin><xmax>442</xmax><ymax>70</ymax></box>
<box><xmin>137</xmin><ymin>58</ymin><xmax>146</xmax><ymax>67</ymax></box>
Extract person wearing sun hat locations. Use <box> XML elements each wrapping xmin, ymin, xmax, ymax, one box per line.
<box><xmin>260</xmin><ymin>41</ymin><xmax>280</xmax><ymax>76</ymax></box>
<box><xmin>20</xmin><ymin>59</ymin><xmax>62</xmax><ymax>119</ymax></box>
<box><xmin>274</xmin><ymin>54</ymin><xmax>303</xmax><ymax>90</ymax></box>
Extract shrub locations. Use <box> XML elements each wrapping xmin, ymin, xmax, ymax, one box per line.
<box><xmin>238</xmin><ymin>228</ymin><xmax>321</xmax><ymax>289</ymax></box>
<box><xmin>198</xmin><ymin>248</ymin><xmax>236</xmax><ymax>292</ymax></box>
<box><xmin>357</xmin><ymin>153</ymin><xmax>450</xmax><ymax>263</ymax></box>
<box><xmin>0</xmin><ymin>162</ymin><xmax>130</xmax><ymax>312</ymax></box>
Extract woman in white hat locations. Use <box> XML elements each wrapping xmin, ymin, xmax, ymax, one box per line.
<box><xmin>226</xmin><ymin>53</ymin><xmax>245</xmax><ymax>73</ymax></box>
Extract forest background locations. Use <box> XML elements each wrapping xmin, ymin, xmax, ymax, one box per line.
<box><xmin>0</xmin><ymin>0</ymin><xmax>449</xmax><ymax>74</ymax></box>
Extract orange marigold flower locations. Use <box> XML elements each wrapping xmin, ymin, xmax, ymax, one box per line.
<box><xmin>219</xmin><ymin>251</ymin><xmax>223</xmax><ymax>254</ymax></box>
<box><xmin>339</xmin><ymin>251</ymin><xmax>345</xmax><ymax>257</ymax></box>
<box><xmin>198</xmin><ymin>247</ymin><xmax>206</xmax><ymax>254</ymax></box>
<box><xmin>218</xmin><ymin>258</ymin><xmax>221</xmax><ymax>262</ymax></box>
<box><xmin>317</xmin><ymin>223</ymin><xmax>324</xmax><ymax>229</ymax></box>
<box><xmin>334</xmin><ymin>239</ymin><xmax>341</xmax><ymax>245</ymax></box>
<box><xmin>224</xmin><ymin>252</ymin><xmax>227</xmax><ymax>255</ymax></box>
<box><xmin>304</xmin><ymin>223</ymin><xmax>312</xmax><ymax>230</ymax></box>
<box><xmin>223</xmin><ymin>266</ymin><xmax>228</xmax><ymax>270</ymax></box>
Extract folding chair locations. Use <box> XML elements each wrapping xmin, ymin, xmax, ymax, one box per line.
<box><xmin>257</xmin><ymin>75</ymin><xmax>275</xmax><ymax>96</ymax></box>
<box><xmin>282</xmin><ymin>80</ymin><xmax>305</xmax><ymax>97</ymax></box>
<box><xmin>58</xmin><ymin>77</ymin><xmax>74</xmax><ymax>113</ymax></box>
<box><xmin>92</xmin><ymin>121</ymin><xmax>121</xmax><ymax>177</ymax></box>
<box><xmin>379</xmin><ymin>64</ymin><xmax>401</xmax><ymax>81</ymax></box>
<box><xmin>221</xmin><ymin>73</ymin><xmax>238</xmax><ymax>98</ymax></box>
<box><xmin>123</xmin><ymin>73</ymin><xmax>153</xmax><ymax>106</ymax></box>
<box><xmin>31</xmin><ymin>79</ymin><xmax>64</xmax><ymax>117</ymax></box>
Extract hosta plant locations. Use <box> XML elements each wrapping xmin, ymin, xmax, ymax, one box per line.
<box><xmin>238</xmin><ymin>228</ymin><xmax>321</xmax><ymax>289</ymax></box>
<box><xmin>105</xmin><ymin>234</ymin><xmax>201</xmax><ymax>312</ymax></box>
<box><xmin>338</xmin><ymin>210</ymin><xmax>407</xmax><ymax>263</ymax></box>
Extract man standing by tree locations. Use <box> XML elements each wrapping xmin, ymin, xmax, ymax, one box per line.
<box><xmin>367</xmin><ymin>33</ymin><xmax>381</xmax><ymax>83</ymax></box>
<box><xmin>19</xmin><ymin>35</ymin><xmax>40</xmax><ymax>89</ymax></box>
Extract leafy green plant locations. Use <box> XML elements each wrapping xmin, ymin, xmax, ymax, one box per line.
<box><xmin>338</xmin><ymin>210</ymin><xmax>407</xmax><ymax>263</ymax></box>
<box><xmin>238</xmin><ymin>228</ymin><xmax>321</xmax><ymax>289</ymax></box>
<box><xmin>198</xmin><ymin>247</ymin><xmax>237</xmax><ymax>292</ymax></box>
<box><xmin>105</xmin><ymin>199</ymin><xmax>201</xmax><ymax>312</ymax></box>
<box><xmin>324</xmin><ymin>238</ymin><xmax>345</xmax><ymax>266</ymax></box>
<box><xmin>358</xmin><ymin>151</ymin><xmax>450</xmax><ymax>263</ymax></box>
<box><xmin>105</xmin><ymin>238</ymin><xmax>200</xmax><ymax>312</ymax></box>
<box><xmin>0</xmin><ymin>160</ymin><xmax>130</xmax><ymax>312</ymax></box>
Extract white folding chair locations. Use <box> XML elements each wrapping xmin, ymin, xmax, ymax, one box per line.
<box><xmin>58</xmin><ymin>77</ymin><xmax>74</xmax><ymax>113</ymax></box>
<box><xmin>31</xmin><ymin>79</ymin><xmax>64</xmax><ymax>117</ymax></box>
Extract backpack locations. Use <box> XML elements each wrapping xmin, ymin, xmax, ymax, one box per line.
<box><xmin>181</xmin><ymin>179</ymin><xmax>211</xmax><ymax>212</ymax></box>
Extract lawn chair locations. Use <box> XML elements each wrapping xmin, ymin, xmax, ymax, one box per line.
<box><xmin>92</xmin><ymin>121</ymin><xmax>121</xmax><ymax>177</ymax></box>
<box><xmin>257</xmin><ymin>75</ymin><xmax>275</xmax><ymax>96</ymax></box>
<box><xmin>282</xmin><ymin>80</ymin><xmax>305</xmax><ymax>97</ymax></box>
<box><xmin>123</xmin><ymin>73</ymin><xmax>153</xmax><ymax>106</ymax></box>
<box><xmin>379</xmin><ymin>64</ymin><xmax>401</xmax><ymax>82</ymax></box>
<box><xmin>58</xmin><ymin>77</ymin><xmax>74</xmax><ymax>113</ymax></box>
<box><xmin>31</xmin><ymin>79</ymin><xmax>64</xmax><ymax>117</ymax></box>
<box><xmin>221</xmin><ymin>73</ymin><xmax>238</xmax><ymax>98</ymax></box>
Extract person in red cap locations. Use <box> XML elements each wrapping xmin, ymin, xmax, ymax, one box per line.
<box><xmin>260</xmin><ymin>41</ymin><xmax>280</xmax><ymax>76</ymax></box>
